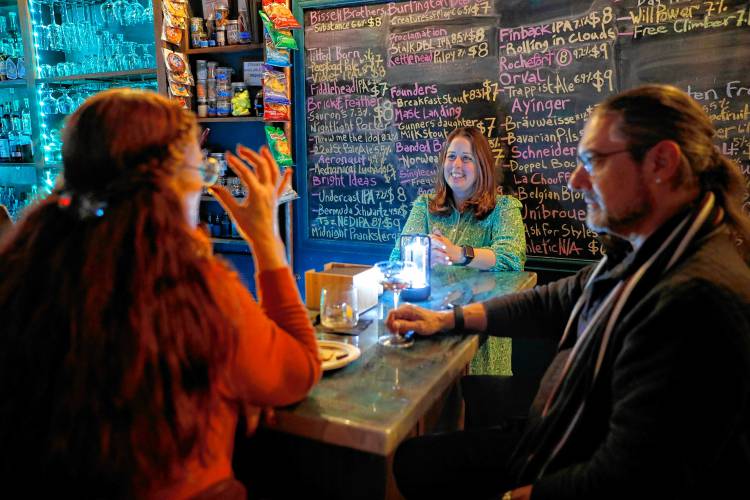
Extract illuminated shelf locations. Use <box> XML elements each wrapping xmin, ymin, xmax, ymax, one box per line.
<box><xmin>36</xmin><ymin>68</ymin><xmax>157</xmax><ymax>84</ymax></box>
<box><xmin>197</xmin><ymin>116</ymin><xmax>264</xmax><ymax>123</ymax></box>
<box><xmin>0</xmin><ymin>79</ymin><xmax>28</xmax><ymax>87</ymax></box>
<box><xmin>0</xmin><ymin>162</ymin><xmax>36</xmax><ymax>167</ymax></box>
<box><xmin>186</xmin><ymin>44</ymin><xmax>262</xmax><ymax>55</ymax></box>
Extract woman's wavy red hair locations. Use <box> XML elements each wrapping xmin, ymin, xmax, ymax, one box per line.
<box><xmin>0</xmin><ymin>89</ymin><xmax>239</xmax><ymax>497</ymax></box>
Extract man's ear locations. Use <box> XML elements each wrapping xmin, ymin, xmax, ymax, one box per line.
<box><xmin>644</xmin><ymin>140</ymin><xmax>681</xmax><ymax>185</ymax></box>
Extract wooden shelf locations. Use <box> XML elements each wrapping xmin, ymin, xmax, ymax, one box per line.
<box><xmin>36</xmin><ymin>68</ymin><xmax>157</xmax><ymax>84</ymax></box>
<box><xmin>197</xmin><ymin>116</ymin><xmax>264</xmax><ymax>123</ymax></box>
<box><xmin>0</xmin><ymin>79</ymin><xmax>28</xmax><ymax>88</ymax></box>
<box><xmin>211</xmin><ymin>237</ymin><xmax>247</xmax><ymax>245</ymax></box>
<box><xmin>186</xmin><ymin>44</ymin><xmax>262</xmax><ymax>55</ymax></box>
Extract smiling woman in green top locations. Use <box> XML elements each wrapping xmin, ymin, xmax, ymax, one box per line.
<box><xmin>390</xmin><ymin>127</ymin><xmax>526</xmax><ymax>375</ymax></box>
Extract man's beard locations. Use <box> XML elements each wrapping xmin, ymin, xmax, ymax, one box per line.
<box><xmin>586</xmin><ymin>177</ymin><xmax>653</xmax><ymax>237</ymax></box>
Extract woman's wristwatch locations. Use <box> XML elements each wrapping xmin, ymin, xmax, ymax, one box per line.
<box><xmin>457</xmin><ymin>245</ymin><xmax>475</xmax><ymax>266</ymax></box>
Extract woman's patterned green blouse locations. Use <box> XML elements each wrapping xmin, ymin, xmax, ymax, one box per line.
<box><xmin>389</xmin><ymin>194</ymin><xmax>526</xmax><ymax>375</ymax></box>
<box><xmin>389</xmin><ymin>194</ymin><xmax>526</xmax><ymax>271</ymax></box>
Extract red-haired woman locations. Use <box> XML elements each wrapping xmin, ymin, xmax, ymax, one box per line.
<box><xmin>390</xmin><ymin>127</ymin><xmax>526</xmax><ymax>375</ymax></box>
<box><xmin>0</xmin><ymin>89</ymin><xmax>320</xmax><ymax>498</ymax></box>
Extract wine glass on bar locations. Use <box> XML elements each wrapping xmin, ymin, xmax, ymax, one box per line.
<box><xmin>375</xmin><ymin>260</ymin><xmax>417</xmax><ymax>348</ymax></box>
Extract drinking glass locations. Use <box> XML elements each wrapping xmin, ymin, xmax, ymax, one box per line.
<box><xmin>375</xmin><ymin>260</ymin><xmax>417</xmax><ymax>348</ymax></box>
<box><xmin>40</xmin><ymin>89</ymin><xmax>57</xmax><ymax>115</ymax></box>
<box><xmin>320</xmin><ymin>286</ymin><xmax>359</xmax><ymax>330</ymax></box>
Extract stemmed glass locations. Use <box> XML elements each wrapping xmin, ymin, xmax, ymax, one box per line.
<box><xmin>375</xmin><ymin>260</ymin><xmax>417</xmax><ymax>348</ymax></box>
<box><xmin>56</xmin><ymin>89</ymin><xmax>75</xmax><ymax>115</ymax></box>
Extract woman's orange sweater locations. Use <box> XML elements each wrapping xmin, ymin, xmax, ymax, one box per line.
<box><xmin>147</xmin><ymin>263</ymin><xmax>321</xmax><ymax>499</ymax></box>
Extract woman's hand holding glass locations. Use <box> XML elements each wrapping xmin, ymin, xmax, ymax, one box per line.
<box><xmin>209</xmin><ymin>145</ymin><xmax>293</xmax><ymax>270</ymax></box>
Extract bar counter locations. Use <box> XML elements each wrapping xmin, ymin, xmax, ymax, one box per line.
<box><xmin>235</xmin><ymin>268</ymin><xmax>537</xmax><ymax>499</ymax></box>
<box><xmin>268</xmin><ymin>267</ymin><xmax>538</xmax><ymax>456</ymax></box>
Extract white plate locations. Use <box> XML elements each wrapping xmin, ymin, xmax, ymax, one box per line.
<box><xmin>318</xmin><ymin>340</ymin><xmax>361</xmax><ymax>371</ymax></box>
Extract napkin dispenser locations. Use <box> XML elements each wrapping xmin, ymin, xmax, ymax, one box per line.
<box><xmin>305</xmin><ymin>262</ymin><xmax>379</xmax><ymax>312</ymax></box>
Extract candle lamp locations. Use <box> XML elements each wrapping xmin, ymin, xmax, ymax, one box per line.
<box><xmin>399</xmin><ymin>234</ymin><xmax>431</xmax><ymax>302</ymax></box>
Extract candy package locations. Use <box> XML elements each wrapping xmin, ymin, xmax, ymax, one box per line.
<box><xmin>260</xmin><ymin>11</ymin><xmax>297</xmax><ymax>49</ymax></box>
<box><xmin>262</xmin><ymin>0</ymin><xmax>301</xmax><ymax>29</ymax></box>
<box><xmin>169</xmin><ymin>81</ymin><xmax>192</xmax><ymax>97</ymax></box>
<box><xmin>163</xmin><ymin>48</ymin><xmax>194</xmax><ymax>85</ymax></box>
<box><xmin>262</xmin><ymin>65</ymin><xmax>290</xmax><ymax>104</ymax></box>
<box><xmin>265</xmin><ymin>125</ymin><xmax>293</xmax><ymax>167</ymax></box>
<box><xmin>263</xmin><ymin>103</ymin><xmax>290</xmax><ymax>122</ymax></box>
<box><xmin>264</xmin><ymin>28</ymin><xmax>290</xmax><ymax>67</ymax></box>
<box><xmin>163</xmin><ymin>0</ymin><xmax>189</xmax><ymax>19</ymax></box>
<box><xmin>161</xmin><ymin>22</ymin><xmax>183</xmax><ymax>44</ymax></box>
<box><xmin>231</xmin><ymin>90</ymin><xmax>252</xmax><ymax>116</ymax></box>
<box><xmin>162</xmin><ymin>8</ymin><xmax>187</xmax><ymax>30</ymax></box>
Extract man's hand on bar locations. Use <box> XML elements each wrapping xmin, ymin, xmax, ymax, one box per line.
<box><xmin>386</xmin><ymin>304</ymin><xmax>453</xmax><ymax>336</ymax></box>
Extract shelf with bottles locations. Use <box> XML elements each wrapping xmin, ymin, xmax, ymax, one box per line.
<box><xmin>30</xmin><ymin>0</ymin><xmax>156</xmax><ymax>81</ymax></box>
<box><xmin>0</xmin><ymin>86</ymin><xmax>35</xmax><ymax>164</ymax></box>
<box><xmin>0</xmin><ymin>3</ymin><xmax>28</xmax><ymax>83</ymax></box>
<box><xmin>182</xmin><ymin>0</ymin><xmax>261</xmax><ymax>49</ymax></box>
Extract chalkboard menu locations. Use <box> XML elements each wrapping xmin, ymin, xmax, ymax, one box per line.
<box><xmin>300</xmin><ymin>0</ymin><xmax>750</xmax><ymax>263</ymax></box>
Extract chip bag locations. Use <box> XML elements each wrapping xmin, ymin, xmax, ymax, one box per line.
<box><xmin>262</xmin><ymin>65</ymin><xmax>290</xmax><ymax>104</ymax></box>
<box><xmin>263</xmin><ymin>103</ymin><xmax>290</xmax><ymax>122</ymax></box>
<box><xmin>260</xmin><ymin>11</ymin><xmax>298</xmax><ymax>49</ymax></box>
<box><xmin>265</xmin><ymin>125</ymin><xmax>293</xmax><ymax>167</ymax></box>
<box><xmin>262</xmin><ymin>0</ymin><xmax>301</xmax><ymax>29</ymax></box>
<box><xmin>264</xmin><ymin>28</ymin><xmax>291</xmax><ymax>67</ymax></box>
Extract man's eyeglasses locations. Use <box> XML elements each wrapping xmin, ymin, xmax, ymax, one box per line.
<box><xmin>186</xmin><ymin>156</ymin><xmax>221</xmax><ymax>186</ymax></box>
<box><xmin>577</xmin><ymin>149</ymin><xmax>630</xmax><ymax>174</ymax></box>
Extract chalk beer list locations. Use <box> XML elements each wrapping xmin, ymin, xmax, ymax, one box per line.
<box><xmin>303</xmin><ymin>0</ymin><xmax>750</xmax><ymax>262</ymax></box>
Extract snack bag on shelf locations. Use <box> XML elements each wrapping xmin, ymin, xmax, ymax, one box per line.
<box><xmin>262</xmin><ymin>65</ymin><xmax>290</xmax><ymax>105</ymax></box>
<box><xmin>265</xmin><ymin>125</ymin><xmax>293</xmax><ymax>167</ymax></box>
<box><xmin>163</xmin><ymin>0</ymin><xmax>189</xmax><ymax>19</ymax></box>
<box><xmin>259</xmin><ymin>11</ymin><xmax>298</xmax><ymax>49</ymax></box>
<box><xmin>163</xmin><ymin>48</ymin><xmax>194</xmax><ymax>86</ymax></box>
<box><xmin>263</xmin><ymin>103</ymin><xmax>290</xmax><ymax>122</ymax></box>
<box><xmin>262</xmin><ymin>0</ymin><xmax>302</xmax><ymax>30</ymax></box>
<box><xmin>161</xmin><ymin>23</ymin><xmax>183</xmax><ymax>45</ymax></box>
<box><xmin>162</xmin><ymin>7</ymin><xmax>187</xmax><ymax>30</ymax></box>
<box><xmin>169</xmin><ymin>82</ymin><xmax>192</xmax><ymax>97</ymax></box>
<box><xmin>264</xmin><ymin>27</ymin><xmax>291</xmax><ymax>67</ymax></box>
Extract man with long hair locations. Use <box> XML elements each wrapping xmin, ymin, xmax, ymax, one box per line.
<box><xmin>387</xmin><ymin>85</ymin><xmax>750</xmax><ymax>499</ymax></box>
<box><xmin>0</xmin><ymin>89</ymin><xmax>320</xmax><ymax>498</ymax></box>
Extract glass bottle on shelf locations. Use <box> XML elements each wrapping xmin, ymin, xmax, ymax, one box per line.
<box><xmin>8</xmin><ymin>102</ymin><xmax>23</xmax><ymax>162</ymax></box>
<box><xmin>5</xmin><ymin>55</ymin><xmax>16</xmax><ymax>80</ymax></box>
<box><xmin>0</xmin><ymin>117</ymin><xmax>10</xmax><ymax>163</ymax></box>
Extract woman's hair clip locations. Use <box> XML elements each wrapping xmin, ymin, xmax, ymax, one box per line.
<box><xmin>57</xmin><ymin>191</ymin><xmax>107</xmax><ymax>219</ymax></box>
